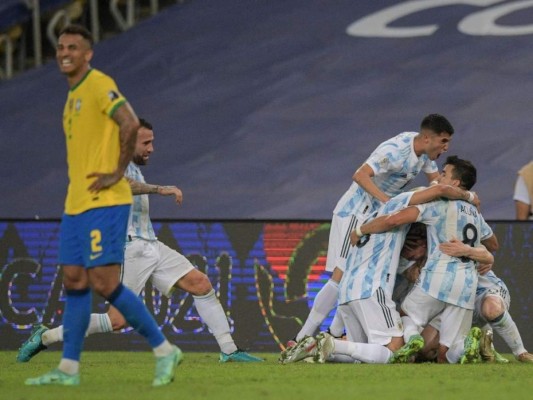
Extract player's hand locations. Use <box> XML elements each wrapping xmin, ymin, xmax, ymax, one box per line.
<box><xmin>470</xmin><ymin>191</ymin><xmax>481</xmax><ymax>210</ymax></box>
<box><xmin>350</xmin><ymin>230</ymin><xmax>360</xmax><ymax>246</ymax></box>
<box><xmin>87</xmin><ymin>171</ymin><xmax>122</xmax><ymax>192</ymax></box>
<box><xmin>400</xmin><ymin>237</ymin><xmax>427</xmax><ymax>261</ymax></box>
<box><xmin>158</xmin><ymin>185</ymin><xmax>183</xmax><ymax>205</ymax></box>
<box><xmin>439</xmin><ymin>237</ymin><xmax>468</xmax><ymax>257</ymax></box>
<box><xmin>404</xmin><ymin>263</ymin><xmax>421</xmax><ymax>283</ymax></box>
<box><xmin>477</xmin><ymin>263</ymin><xmax>492</xmax><ymax>275</ymax></box>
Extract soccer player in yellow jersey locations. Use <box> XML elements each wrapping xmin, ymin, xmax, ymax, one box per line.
<box><xmin>24</xmin><ymin>25</ymin><xmax>181</xmax><ymax>387</ymax></box>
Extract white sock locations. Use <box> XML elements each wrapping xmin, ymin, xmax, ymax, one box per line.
<box><xmin>193</xmin><ymin>289</ymin><xmax>237</xmax><ymax>355</ymax></box>
<box><xmin>401</xmin><ymin>315</ymin><xmax>421</xmax><ymax>342</ymax></box>
<box><xmin>153</xmin><ymin>340</ymin><xmax>174</xmax><ymax>357</ymax></box>
<box><xmin>58</xmin><ymin>358</ymin><xmax>79</xmax><ymax>375</ymax></box>
<box><xmin>42</xmin><ymin>326</ymin><xmax>63</xmax><ymax>346</ymax></box>
<box><xmin>328</xmin><ymin>310</ymin><xmax>345</xmax><ymax>337</ymax></box>
<box><xmin>296</xmin><ymin>280</ymin><xmax>339</xmax><ymax>341</ymax></box>
<box><xmin>41</xmin><ymin>313</ymin><xmax>113</xmax><ymax>346</ymax></box>
<box><xmin>329</xmin><ymin>354</ymin><xmax>361</xmax><ymax>363</ymax></box>
<box><xmin>490</xmin><ymin>311</ymin><xmax>527</xmax><ymax>356</ymax></box>
<box><xmin>333</xmin><ymin>339</ymin><xmax>392</xmax><ymax>364</ymax></box>
<box><xmin>446</xmin><ymin>339</ymin><xmax>464</xmax><ymax>363</ymax></box>
<box><xmin>86</xmin><ymin>313</ymin><xmax>113</xmax><ymax>335</ymax></box>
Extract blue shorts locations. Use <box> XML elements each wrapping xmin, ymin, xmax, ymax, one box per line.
<box><xmin>59</xmin><ymin>205</ymin><xmax>130</xmax><ymax>268</ymax></box>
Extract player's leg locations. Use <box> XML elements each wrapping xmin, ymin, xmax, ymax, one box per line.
<box><xmin>328</xmin><ymin>290</ymin><xmax>403</xmax><ymax>364</ymax></box>
<box><xmin>86</xmin><ymin>206</ymin><xmax>180</xmax><ymax>386</ymax></box>
<box><xmin>295</xmin><ymin>214</ymin><xmax>355</xmax><ymax>341</ymax></box>
<box><xmin>417</xmin><ymin>320</ymin><xmax>440</xmax><ymax>362</ymax></box>
<box><xmin>25</xmin><ymin>213</ymin><xmax>90</xmax><ymax>385</ymax></box>
<box><xmin>481</xmin><ymin>292</ymin><xmax>532</xmax><ymax>362</ymax></box>
<box><xmin>153</xmin><ymin>241</ymin><xmax>262</xmax><ymax>362</ymax></box>
<box><xmin>393</xmin><ymin>286</ymin><xmax>444</xmax><ymax>363</ymax></box>
<box><xmin>19</xmin><ymin>239</ymin><xmax>153</xmax><ymax>361</ymax></box>
<box><xmin>437</xmin><ymin>305</ymin><xmax>477</xmax><ymax>364</ymax></box>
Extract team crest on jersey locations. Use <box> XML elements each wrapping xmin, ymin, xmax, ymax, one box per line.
<box><xmin>75</xmin><ymin>99</ymin><xmax>82</xmax><ymax>112</ymax></box>
<box><xmin>108</xmin><ymin>90</ymin><xmax>120</xmax><ymax>101</ymax></box>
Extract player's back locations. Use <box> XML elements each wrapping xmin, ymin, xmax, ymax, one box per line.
<box><xmin>416</xmin><ymin>199</ymin><xmax>492</xmax><ymax>309</ymax></box>
<box><xmin>339</xmin><ymin>192</ymin><xmax>415</xmax><ymax>304</ymax></box>
<box><xmin>334</xmin><ymin>132</ymin><xmax>437</xmax><ymax>218</ymax></box>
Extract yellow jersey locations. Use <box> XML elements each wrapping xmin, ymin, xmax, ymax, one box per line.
<box><xmin>62</xmin><ymin>69</ymin><xmax>132</xmax><ymax>215</ymax></box>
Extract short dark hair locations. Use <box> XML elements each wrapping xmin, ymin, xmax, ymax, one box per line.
<box><xmin>420</xmin><ymin>114</ymin><xmax>454</xmax><ymax>135</ymax></box>
<box><xmin>139</xmin><ymin>118</ymin><xmax>153</xmax><ymax>130</ymax></box>
<box><xmin>443</xmin><ymin>155</ymin><xmax>476</xmax><ymax>190</ymax></box>
<box><xmin>58</xmin><ymin>24</ymin><xmax>94</xmax><ymax>48</ymax></box>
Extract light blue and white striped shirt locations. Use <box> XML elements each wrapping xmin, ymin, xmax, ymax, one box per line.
<box><xmin>334</xmin><ymin>132</ymin><xmax>437</xmax><ymax>218</ymax></box>
<box><xmin>339</xmin><ymin>192</ymin><xmax>415</xmax><ymax>304</ymax></box>
<box><xmin>125</xmin><ymin>162</ymin><xmax>157</xmax><ymax>242</ymax></box>
<box><xmin>415</xmin><ymin>199</ymin><xmax>493</xmax><ymax>309</ymax></box>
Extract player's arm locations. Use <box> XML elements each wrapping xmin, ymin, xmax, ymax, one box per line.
<box><xmin>353</xmin><ymin>163</ymin><xmax>390</xmax><ymax>203</ymax></box>
<box><xmin>409</xmin><ymin>184</ymin><xmax>479</xmax><ymax>207</ymax></box>
<box><xmin>425</xmin><ymin>171</ymin><xmax>440</xmax><ymax>184</ymax></box>
<box><xmin>87</xmin><ymin>103</ymin><xmax>139</xmax><ymax>192</ymax></box>
<box><xmin>481</xmin><ymin>234</ymin><xmax>499</xmax><ymax>252</ymax></box>
<box><xmin>439</xmin><ymin>239</ymin><xmax>494</xmax><ymax>265</ymax></box>
<box><xmin>350</xmin><ymin>206</ymin><xmax>420</xmax><ymax>245</ymax></box>
<box><xmin>126</xmin><ymin>178</ymin><xmax>183</xmax><ymax>205</ymax></box>
<box><xmin>515</xmin><ymin>200</ymin><xmax>531</xmax><ymax>220</ymax></box>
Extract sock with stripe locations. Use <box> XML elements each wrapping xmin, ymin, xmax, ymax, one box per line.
<box><xmin>42</xmin><ymin>313</ymin><xmax>113</xmax><ymax>346</ymax></box>
<box><xmin>107</xmin><ymin>283</ymin><xmax>171</xmax><ymax>355</ymax></box>
<box><xmin>490</xmin><ymin>311</ymin><xmax>527</xmax><ymax>356</ymax></box>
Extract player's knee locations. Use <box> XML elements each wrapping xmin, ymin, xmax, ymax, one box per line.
<box><xmin>482</xmin><ymin>297</ymin><xmax>505</xmax><ymax>321</ymax></box>
<box><xmin>179</xmin><ymin>270</ymin><xmax>213</xmax><ymax>296</ymax></box>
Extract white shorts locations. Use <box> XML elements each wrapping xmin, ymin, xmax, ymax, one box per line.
<box><xmin>473</xmin><ymin>287</ymin><xmax>511</xmax><ymax>327</ymax></box>
<box><xmin>339</xmin><ymin>287</ymin><xmax>403</xmax><ymax>346</ymax></box>
<box><xmin>402</xmin><ymin>286</ymin><xmax>472</xmax><ymax>348</ymax></box>
<box><xmin>326</xmin><ymin>214</ymin><xmax>361</xmax><ymax>272</ymax></box>
<box><xmin>122</xmin><ymin>239</ymin><xmax>195</xmax><ymax>297</ymax></box>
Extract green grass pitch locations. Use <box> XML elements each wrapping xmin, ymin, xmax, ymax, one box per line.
<box><xmin>1</xmin><ymin>351</ymin><xmax>532</xmax><ymax>400</ymax></box>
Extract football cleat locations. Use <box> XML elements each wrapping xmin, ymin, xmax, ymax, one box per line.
<box><xmin>279</xmin><ymin>336</ymin><xmax>317</xmax><ymax>364</ymax></box>
<box><xmin>25</xmin><ymin>369</ymin><xmax>80</xmax><ymax>386</ymax></box>
<box><xmin>479</xmin><ymin>329</ymin><xmax>495</xmax><ymax>362</ymax></box>
<box><xmin>460</xmin><ymin>327</ymin><xmax>482</xmax><ymax>364</ymax></box>
<box><xmin>517</xmin><ymin>352</ymin><xmax>533</xmax><ymax>363</ymax></box>
<box><xmin>153</xmin><ymin>346</ymin><xmax>183</xmax><ymax>387</ymax></box>
<box><xmin>220</xmin><ymin>349</ymin><xmax>263</xmax><ymax>362</ymax></box>
<box><xmin>17</xmin><ymin>324</ymin><xmax>48</xmax><ymax>363</ymax></box>
<box><xmin>390</xmin><ymin>334</ymin><xmax>424</xmax><ymax>364</ymax></box>
<box><xmin>314</xmin><ymin>331</ymin><xmax>335</xmax><ymax>364</ymax></box>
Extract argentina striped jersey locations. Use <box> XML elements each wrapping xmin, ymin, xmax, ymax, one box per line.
<box><xmin>415</xmin><ymin>199</ymin><xmax>493</xmax><ymax>309</ymax></box>
<box><xmin>339</xmin><ymin>192</ymin><xmax>415</xmax><ymax>304</ymax></box>
<box><xmin>125</xmin><ymin>162</ymin><xmax>157</xmax><ymax>241</ymax></box>
<box><xmin>334</xmin><ymin>132</ymin><xmax>437</xmax><ymax>218</ymax></box>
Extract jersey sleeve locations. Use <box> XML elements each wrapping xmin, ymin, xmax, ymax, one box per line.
<box><xmin>365</xmin><ymin>142</ymin><xmax>404</xmax><ymax>176</ymax></box>
<box><xmin>125</xmin><ymin>162</ymin><xmax>135</xmax><ymax>180</ymax></box>
<box><xmin>94</xmin><ymin>74</ymin><xmax>127</xmax><ymax>117</ymax></box>
<box><xmin>421</xmin><ymin>157</ymin><xmax>438</xmax><ymax>174</ymax></box>
<box><xmin>479</xmin><ymin>216</ymin><xmax>494</xmax><ymax>241</ymax></box>
<box><xmin>415</xmin><ymin>201</ymin><xmax>441</xmax><ymax>226</ymax></box>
